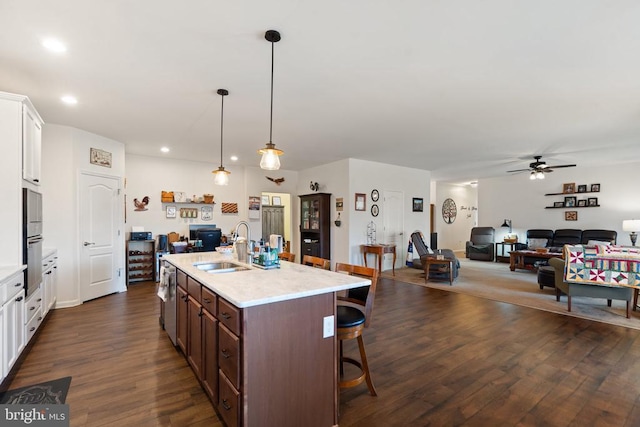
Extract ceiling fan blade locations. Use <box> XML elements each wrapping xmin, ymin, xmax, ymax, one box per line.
<box><xmin>546</xmin><ymin>164</ymin><xmax>576</xmax><ymax>169</ymax></box>
<box><xmin>506</xmin><ymin>168</ymin><xmax>532</xmax><ymax>173</ymax></box>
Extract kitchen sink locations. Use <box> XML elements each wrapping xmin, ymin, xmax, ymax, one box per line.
<box><xmin>194</xmin><ymin>262</ymin><xmax>250</xmax><ymax>274</ymax></box>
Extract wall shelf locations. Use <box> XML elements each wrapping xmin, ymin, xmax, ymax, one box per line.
<box><xmin>544</xmin><ymin>191</ymin><xmax>600</xmax><ymax>196</ymax></box>
<box><xmin>545</xmin><ymin>205</ymin><xmax>600</xmax><ymax>209</ymax></box>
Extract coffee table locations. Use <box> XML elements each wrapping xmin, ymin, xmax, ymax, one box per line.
<box><xmin>509</xmin><ymin>250</ymin><xmax>563</xmax><ymax>271</ymax></box>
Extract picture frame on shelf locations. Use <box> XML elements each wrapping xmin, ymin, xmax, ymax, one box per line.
<box><xmin>588</xmin><ymin>197</ymin><xmax>598</xmax><ymax>206</ymax></box>
<box><xmin>562</xmin><ymin>183</ymin><xmax>576</xmax><ymax>194</ymax></box>
<box><xmin>590</xmin><ymin>183</ymin><xmax>600</xmax><ymax>192</ymax></box>
<box><xmin>577</xmin><ymin>185</ymin><xmax>587</xmax><ymax>193</ymax></box>
<box><xmin>355</xmin><ymin>193</ymin><xmax>366</xmax><ymax>211</ymax></box>
<box><xmin>412</xmin><ymin>198</ymin><xmax>424</xmax><ymax>212</ymax></box>
<box><xmin>553</xmin><ymin>201</ymin><xmax>564</xmax><ymax>208</ymax></box>
<box><xmin>272</xmin><ymin>196</ymin><xmax>282</xmax><ymax>205</ymax></box>
<box><xmin>565</xmin><ymin>211</ymin><xmax>578</xmax><ymax>221</ymax></box>
<box><xmin>577</xmin><ymin>200</ymin><xmax>587</xmax><ymax>207</ymax></box>
<box><xmin>564</xmin><ymin>196</ymin><xmax>577</xmax><ymax>207</ymax></box>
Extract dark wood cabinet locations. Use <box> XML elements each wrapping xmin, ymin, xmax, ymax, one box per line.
<box><xmin>176</xmin><ymin>271</ymin><xmax>188</xmax><ymax>355</ymax></box>
<box><xmin>187</xmin><ymin>295</ymin><xmax>203</xmax><ymax>379</ymax></box>
<box><xmin>201</xmin><ymin>309</ymin><xmax>218</xmax><ymax>402</ymax></box>
<box><xmin>299</xmin><ymin>193</ymin><xmax>331</xmax><ymax>260</ymax></box>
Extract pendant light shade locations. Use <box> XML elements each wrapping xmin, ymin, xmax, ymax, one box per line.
<box><xmin>259</xmin><ymin>30</ymin><xmax>284</xmax><ymax>170</ymax></box>
<box><xmin>213</xmin><ymin>88</ymin><xmax>231</xmax><ymax>185</ymax></box>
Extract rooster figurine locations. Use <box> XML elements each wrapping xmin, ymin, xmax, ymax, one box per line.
<box><xmin>133</xmin><ymin>196</ymin><xmax>150</xmax><ymax>211</ymax></box>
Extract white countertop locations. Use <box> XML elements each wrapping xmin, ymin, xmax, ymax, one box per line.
<box><xmin>164</xmin><ymin>252</ymin><xmax>370</xmax><ymax>308</ymax></box>
<box><xmin>0</xmin><ymin>265</ymin><xmax>26</xmax><ymax>283</ymax></box>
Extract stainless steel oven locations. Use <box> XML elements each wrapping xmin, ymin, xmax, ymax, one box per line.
<box><xmin>23</xmin><ymin>188</ymin><xmax>43</xmax><ymax>298</ymax></box>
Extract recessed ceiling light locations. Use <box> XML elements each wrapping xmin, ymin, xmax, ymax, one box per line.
<box><xmin>42</xmin><ymin>38</ymin><xmax>67</xmax><ymax>53</ymax></box>
<box><xmin>230</xmin><ymin>155</ymin><xmax>238</xmax><ymax>162</ymax></box>
<box><xmin>61</xmin><ymin>95</ymin><xmax>77</xmax><ymax>105</ymax></box>
<box><xmin>161</xmin><ymin>147</ymin><xmax>170</xmax><ymax>153</ymax></box>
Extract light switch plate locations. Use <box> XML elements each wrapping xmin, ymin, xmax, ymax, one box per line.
<box><xmin>323</xmin><ymin>315</ymin><xmax>334</xmax><ymax>338</ymax></box>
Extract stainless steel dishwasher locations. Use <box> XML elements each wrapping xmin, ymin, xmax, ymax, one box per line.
<box><xmin>161</xmin><ymin>261</ymin><xmax>177</xmax><ymax>346</ymax></box>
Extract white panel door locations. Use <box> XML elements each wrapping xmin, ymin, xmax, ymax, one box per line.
<box><xmin>382</xmin><ymin>191</ymin><xmax>404</xmax><ymax>271</ymax></box>
<box><xmin>79</xmin><ymin>173</ymin><xmax>123</xmax><ymax>301</ymax></box>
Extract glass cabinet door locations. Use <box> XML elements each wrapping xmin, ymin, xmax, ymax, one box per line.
<box><xmin>302</xmin><ymin>200</ymin><xmax>310</xmax><ymax>229</ymax></box>
<box><xmin>310</xmin><ymin>199</ymin><xmax>320</xmax><ymax>230</ymax></box>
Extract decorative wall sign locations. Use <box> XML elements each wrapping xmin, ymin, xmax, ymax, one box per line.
<box><xmin>200</xmin><ymin>206</ymin><xmax>213</xmax><ymax>221</ymax></box>
<box><xmin>442</xmin><ymin>198</ymin><xmax>457</xmax><ymax>224</ymax></box>
<box><xmin>249</xmin><ymin>196</ymin><xmax>260</xmax><ymax>219</ymax></box>
<box><xmin>90</xmin><ymin>147</ymin><xmax>112</xmax><ymax>168</ymax></box>
<box><xmin>336</xmin><ymin>198</ymin><xmax>344</xmax><ymax>211</ymax></box>
<box><xmin>179</xmin><ymin>208</ymin><xmax>198</xmax><ymax>218</ymax></box>
<box><xmin>565</xmin><ymin>211</ymin><xmax>578</xmax><ymax>221</ymax></box>
<box><xmin>166</xmin><ymin>206</ymin><xmax>176</xmax><ymax>218</ymax></box>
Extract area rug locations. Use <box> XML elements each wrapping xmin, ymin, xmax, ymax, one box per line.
<box><xmin>0</xmin><ymin>376</ymin><xmax>71</xmax><ymax>404</ymax></box>
<box><xmin>384</xmin><ymin>258</ymin><xmax>640</xmax><ymax>330</ymax></box>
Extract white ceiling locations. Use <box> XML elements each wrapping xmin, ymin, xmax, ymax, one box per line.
<box><xmin>2</xmin><ymin>1</ymin><xmax>640</xmax><ymax>182</ymax></box>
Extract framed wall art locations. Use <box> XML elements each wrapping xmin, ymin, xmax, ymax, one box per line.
<box><xmin>355</xmin><ymin>193</ymin><xmax>366</xmax><ymax>211</ymax></box>
<box><xmin>590</xmin><ymin>183</ymin><xmax>600</xmax><ymax>192</ymax></box>
<box><xmin>90</xmin><ymin>147</ymin><xmax>112</xmax><ymax>168</ymax></box>
<box><xmin>564</xmin><ymin>196</ymin><xmax>576</xmax><ymax>207</ymax></box>
<box><xmin>588</xmin><ymin>197</ymin><xmax>598</xmax><ymax>206</ymax></box>
<box><xmin>562</xmin><ymin>183</ymin><xmax>575</xmax><ymax>194</ymax></box>
<box><xmin>412</xmin><ymin>198</ymin><xmax>424</xmax><ymax>212</ymax></box>
<box><xmin>565</xmin><ymin>211</ymin><xmax>578</xmax><ymax>221</ymax></box>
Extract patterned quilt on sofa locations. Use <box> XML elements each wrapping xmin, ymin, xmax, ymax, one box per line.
<box><xmin>564</xmin><ymin>244</ymin><xmax>640</xmax><ymax>288</ymax></box>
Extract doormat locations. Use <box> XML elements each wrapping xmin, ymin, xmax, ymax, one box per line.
<box><xmin>0</xmin><ymin>376</ymin><xmax>71</xmax><ymax>404</ymax></box>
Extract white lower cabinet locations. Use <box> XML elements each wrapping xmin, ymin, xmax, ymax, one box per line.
<box><xmin>25</xmin><ymin>286</ymin><xmax>42</xmax><ymax>343</ymax></box>
<box><xmin>2</xmin><ymin>271</ymin><xmax>26</xmax><ymax>379</ymax></box>
<box><xmin>42</xmin><ymin>251</ymin><xmax>57</xmax><ymax>318</ymax></box>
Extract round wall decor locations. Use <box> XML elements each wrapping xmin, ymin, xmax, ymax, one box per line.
<box><xmin>371</xmin><ymin>189</ymin><xmax>379</xmax><ymax>202</ymax></box>
<box><xmin>442</xmin><ymin>198</ymin><xmax>457</xmax><ymax>224</ymax></box>
<box><xmin>371</xmin><ymin>204</ymin><xmax>379</xmax><ymax>217</ymax></box>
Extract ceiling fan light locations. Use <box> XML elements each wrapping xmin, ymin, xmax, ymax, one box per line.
<box><xmin>213</xmin><ymin>167</ymin><xmax>230</xmax><ymax>186</ymax></box>
<box><xmin>536</xmin><ymin>171</ymin><xmax>545</xmax><ymax>179</ymax></box>
<box><xmin>529</xmin><ymin>172</ymin><xmax>536</xmax><ymax>180</ymax></box>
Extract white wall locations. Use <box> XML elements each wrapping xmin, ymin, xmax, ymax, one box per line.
<box><xmin>477</xmin><ymin>162</ymin><xmax>640</xmax><ymax>246</ymax></box>
<box><xmin>42</xmin><ymin>124</ymin><xmax>126</xmax><ymax>307</ymax></box>
<box><xmin>125</xmin><ymin>155</ymin><xmax>300</xmax><ymax>248</ymax></box>
<box><xmin>435</xmin><ymin>182</ymin><xmax>478</xmax><ymax>251</ymax></box>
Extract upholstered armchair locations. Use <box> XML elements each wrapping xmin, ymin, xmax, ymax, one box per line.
<box><xmin>410</xmin><ymin>231</ymin><xmax>460</xmax><ymax>280</ymax></box>
<box><xmin>465</xmin><ymin>227</ymin><xmax>495</xmax><ymax>261</ymax></box>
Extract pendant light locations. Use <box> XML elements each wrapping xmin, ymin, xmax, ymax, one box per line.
<box><xmin>213</xmin><ymin>88</ymin><xmax>230</xmax><ymax>185</ymax></box>
<box><xmin>258</xmin><ymin>30</ymin><xmax>284</xmax><ymax>170</ymax></box>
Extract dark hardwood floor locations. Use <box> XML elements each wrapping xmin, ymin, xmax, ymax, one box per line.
<box><xmin>8</xmin><ymin>277</ymin><xmax>640</xmax><ymax>426</ymax></box>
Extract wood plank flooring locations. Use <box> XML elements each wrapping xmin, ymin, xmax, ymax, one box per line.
<box><xmin>7</xmin><ymin>277</ymin><xmax>640</xmax><ymax>426</ymax></box>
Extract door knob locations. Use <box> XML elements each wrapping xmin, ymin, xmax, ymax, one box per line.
<box><xmin>83</xmin><ymin>241</ymin><xmax>95</xmax><ymax>246</ymax></box>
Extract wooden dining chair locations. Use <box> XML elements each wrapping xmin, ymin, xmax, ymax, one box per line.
<box><xmin>302</xmin><ymin>255</ymin><xmax>330</xmax><ymax>270</ymax></box>
<box><xmin>278</xmin><ymin>251</ymin><xmax>296</xmax><ymax>263</ymax></box>
<box><xmin>334</xmin><ymin>262</ymin><xmax>378</xmax><ymax>396</ymax></box>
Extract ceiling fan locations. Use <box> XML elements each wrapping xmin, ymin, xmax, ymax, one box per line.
<box><xmin>507</xmin><ymin>155</ymin><xmax>576</xmax><ymax>180</ymax></box>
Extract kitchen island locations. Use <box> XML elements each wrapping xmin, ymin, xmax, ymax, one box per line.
<box><xmin>163</xmin><ymin>252</ymin><xmax>370</xmax><ymax>427</ymax></box>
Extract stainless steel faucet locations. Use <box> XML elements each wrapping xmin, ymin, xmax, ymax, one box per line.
<box><xmin>233</xmin><ymin>221</ymin><xmax>252</xmax><ymax>264</ymax></box>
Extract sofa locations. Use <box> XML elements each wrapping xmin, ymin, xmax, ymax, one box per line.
<box><xmin>548</xmin><ymin>247</ymin><xmax>635</xmax><ymax>318</ymax></box>
<box><xmin>465</xmin><ymin>227</ymin><xmax>495</xmax><ymax>261</ymax></box>
<box><xmin>518</xmin><ymin>228</ymin><xmax>617</xmax><ymax>268</ymax></box>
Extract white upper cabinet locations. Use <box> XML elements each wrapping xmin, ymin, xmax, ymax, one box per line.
<box><xmin>22</xmin><ymin>102</ymin><xmax>43</xmax><ymax>185</ymax></box>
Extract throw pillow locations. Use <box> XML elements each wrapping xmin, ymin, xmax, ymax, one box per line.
<box><xmin>587</xmin><ymin>240</ymin><xmax>612</xmax><ymax>246</ymax></box>
<box><xmin>528</xmin><ymin>238</ymin><xmax>548</xmax><ymax>249</ymax></box>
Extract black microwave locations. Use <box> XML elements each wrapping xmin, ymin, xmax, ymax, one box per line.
<box><xmin>131</xmin><ymin>231</ymin><xmax>152</xmax><ymax>241</ymax></box>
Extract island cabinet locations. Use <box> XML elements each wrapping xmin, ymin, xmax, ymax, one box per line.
<box><xmin>170</xmin><ymin>267</ymin><xmax>338</xmax><ymax>427</ymax></box>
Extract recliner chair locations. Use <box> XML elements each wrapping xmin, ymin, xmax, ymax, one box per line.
<box><xmin>465</xmin><ymin>227</ymin><xmax>495</xmax><ymax>261</ymax></box>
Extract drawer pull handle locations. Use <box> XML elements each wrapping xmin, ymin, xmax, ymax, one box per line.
<box><xmin>221</xmin><ymin>349</ymin><xmax>231</xmax><ymax>359</ymax></box>
<box><xmin>30</xmin><ymin>327</ymin><xmax>36</xmax><ymax>332</ymax></box>
<box><xmin>203</xmin><ymin>298</ymin><xmax>211</xmax><ymax>303</ymax></box>
<box><xmin>30</xmin><ymin>307</ymin><xmax>36</xmax><ymax>311</ymax></box>
<box><xmin>220</xmin><ymin>312</ymin><xmax>231</xmax><ymax>320</ymax></box>
<box><xmin>222</xmin><ymin>399</ymin><xmax>232</xmax><ymax>410</ymax></box>
<box><xmin>38</xmin><ymin>317</ymin><xmax>43</xmax><ymax>321</ymax></box>
<box><xmin>16</xmin><ymin>296</ymin><xmax>23</xmax><ymax>302</ymax></box>
<box><xmin>15</xmin><ymin>283</ymin><xmax>21</xmax><ymax>287</ymax></box>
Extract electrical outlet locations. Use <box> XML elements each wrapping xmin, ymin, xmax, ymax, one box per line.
<box><xmin>323</xmin><ymin>315</ymin><xmax>334</xmax><ymax>338</ymax></box>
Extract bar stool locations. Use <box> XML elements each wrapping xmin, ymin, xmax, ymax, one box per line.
<box><xmin>278</xmin><ymin>251</ymin><xmax>296</xmax><ymax>262</ymax></box>
<box><xmin>335</xmin><ymin>263</ymin><xmax>378</xmax><ymax>396</ymax></box>
<box><xmin>302</xmin><ymin>255</ymin><xmax>330</xmax><ymax>270</ymax></box>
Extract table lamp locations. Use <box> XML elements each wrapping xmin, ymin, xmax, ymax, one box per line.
<box><xmin>623</xmin><ymin>219</ymin><xmax>640</xmax><ymax>246</ymax></box>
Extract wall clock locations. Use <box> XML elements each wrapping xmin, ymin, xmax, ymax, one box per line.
<box><xmin>371</xmin><ymin>189</ymin><xmax>379</xmax><ymax>202</ymax></box>
<box><xmin>442</xmin><ymin>198</ymin><xmax>457</xmax><ymax>224</ymax></box>
<box><xmin>371</xmin><ymin>204</ymin><xmax>379</xmax><ymax>217</ymax></box>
